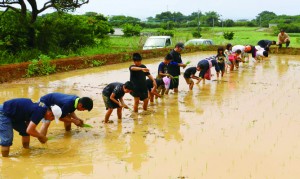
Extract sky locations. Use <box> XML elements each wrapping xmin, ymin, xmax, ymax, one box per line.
<box><xmin>38</xmin><ymin>0</ymin><xmax>298</xmax><ymax>20</ymax></box>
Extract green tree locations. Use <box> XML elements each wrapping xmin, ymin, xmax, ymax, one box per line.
<box><xmin>256</xmin><ymin>11</ymin><xmax>277</xmax><ymax>27</ymax></box>
<box><xmin>0</xmin><ymin>0</ymin><xmax>89</xmax><ymax>48</ymax></box>
<box><xmin>202</xmin><ymin>11</ymin><xmax>220</xmax><ymax>27</ymax></box>
<box><xmin>0</xmin><ymin>11</ymin><xmax>28</xmax><ymax>53</ymax></box>
<box><xmin>122</xmin><ymin>23</ymin><xmax>142</xmax><ymax>37</ymax></box>
<box><xmin>109</xmin><ymin>15</ymin><xmax>141</xmax><ymax>26</ymax></box>
<box><xmin>36</xmin><ymin>12</ymin><xmax>95</xmax><ymax>53</ymax></box>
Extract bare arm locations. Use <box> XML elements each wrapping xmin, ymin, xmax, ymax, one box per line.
<box><xmin>130</xmin><ymin>66</ymin><xmax>149</xmax><ymax>72</ymax></box>
<box><xmin>27</xmin><ymin>121</ymin><xmax>47</xmax><ymax>143</ymax></box>
<box><xmin>148</xmin><ymin>74</ymin><xmax>157</xmax><ymax>88</ymax></box>
<box><xmin>110</xmin><ymin>93</ymin><xmax>121</xmax><ymax>107</ymax></box>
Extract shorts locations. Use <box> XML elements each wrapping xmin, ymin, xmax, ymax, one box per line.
<box><xmin>130</xmin><ymin>88</ymin><xmax>148</xmax><ymax>101</ymax></box>
<box><xmin>185</xmin><ymin>78</ymin><xmax>193</xmax><ymax>84</ymax></box>
<box><xmin>169</xmin><ymin>78</ymin><xmax>179</xmax><ymax>89</ymax></box>
<box><xmin>218</xmin><ymin>63</ymin><xmax>225</xmax><ymax>71</ymax></box>
<box><xmin>0</xmin><ymin>105</ymin><xmax>13</xmax><ymax>146</ymax></box>
<box><xmin>102</xmin><ymin>95</ymin><xmax>119</xmax><ymax>109</ymax></box>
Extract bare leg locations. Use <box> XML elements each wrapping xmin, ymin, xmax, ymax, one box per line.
<box><xmin>165</xmin><ymin>88</ymin><xmax>169</xmax><ymax>95</ymax></box>
<box><xmin>104</xmin><ymin>108</ymin><xmax>113</xmax><ymax>123</ymax></box>
<box><xmin>149</xmin><ymin>92</ymin><xmax>154</xmax><ymax>103</ymax></box>
<box><xmin>174</xmin><ymin>88</ymin><xmax>178</xmax><ymax>93</ymax></box>
<box><xmin>1</xmin><ymin>146</ymin><xmax>10</xmax><ymax>157</ymax></box>
<box><xmin>143</xmin><ymin>98</ymin><xmax>149</xmax><ymax>111</ymax></box>
<box><xmin>117</xmin><ymin>108</ymin><xmax>122</xmax><ymax>121</ymax></box>
<box><xmin>189</xmin><ymin>81</ymin><xmax>194</xmax><ymax>90</ymax></box>
<box><xmin>133</xmin><ymin>97</ymin><xmax>140</xmax><ymax>112</ymax></box>
<box><xmin>22</xmin><ymin>136</ymin><xmax>30</xmax><ymax>149</ymax></box>
<box><xmin>64</xmin><ymin>122</ymin><xmax>72</xmax><ymax>131</ymax></box>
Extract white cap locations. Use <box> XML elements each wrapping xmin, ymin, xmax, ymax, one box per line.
<box><xmin>51</xmin><ymin>105</ymin><xmax>62</xmax><ymax>124</ymax></box>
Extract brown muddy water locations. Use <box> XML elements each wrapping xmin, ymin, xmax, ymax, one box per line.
<box><xmin>1</xmin><ymin>52</ymin><xmax>300</xmax><ymax>179</ymax></box>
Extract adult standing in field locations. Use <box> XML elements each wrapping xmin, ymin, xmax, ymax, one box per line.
<box><xmin>167</xmin><ymin>42</ymin><xmax>187</xmax><ymax>94</ymax></box>
<box><xmin>129</xmin><ymin>53</ymin><xmax>157</xmax><ymax>113</ymax></box>
<box><xmin>278</xmin><ymin>29</ymin><xmax>290</xmax><ymax>48</ymax></box>
<box><xmin>39</xmin><ymin>92</ymin><xmax>93</xmax><ymax>135</ymax></box>
<box><xmin>0</xmin><ymin>98</ymin><xmax>62</xmax><ymax>157</ymax></box>
<box><xmin>257</xmin><ymin>40</ymin><xmax>276</xmax><ymax>51</ymax></box>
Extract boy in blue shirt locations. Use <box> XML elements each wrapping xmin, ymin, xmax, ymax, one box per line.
<box><xmin>0</xmin><ymin>98</ymin><xmax>62</xmax><ymax>157</ymax></box>
<box><xmin>39</xmin><ymin>92</ymin><xmax>93</xmax><ymax>134</ymax></box>
<box><xmin>102</xmin><ymin>81</ymin><xmax>134</xmax><ymax>123</ymax></box>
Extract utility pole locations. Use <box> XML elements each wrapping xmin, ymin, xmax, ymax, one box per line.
<box><xmin>197</xmin><ymin>10</ymin><xmax>200</xmax><ymax>35</ymax></box>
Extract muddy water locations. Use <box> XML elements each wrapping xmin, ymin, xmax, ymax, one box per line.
<box><xmin>1</xmin><ymin>52</ymin><xmax>300</xmax><ymax>178</ymax></box>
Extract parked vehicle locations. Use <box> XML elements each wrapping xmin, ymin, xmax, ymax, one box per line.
<box><xmin>143</xmin><ymin>36</ymin><xmax>172</xmax><ymax>50</ymax></box>
<box><xmin>184</xmin><ymin>39</ymin><xmax>214</xmax><ymax>46</ymax></box>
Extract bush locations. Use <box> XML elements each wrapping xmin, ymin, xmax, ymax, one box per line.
<box><xmin>122</xmin><ymin>23</ymin><xmax>142</xmax><ymax>37</ymax></box>
<box><xmin>223</xmin><ymin>32</ymin><xmax>234</xmax><ymax>40</ymax></box>
<box><xmin>25</xmin><ymin>54</ymin><xmax>56</xmax><ymax>77</ymax></box>
<box><xmin>192</xmin><ymin>31</ymin><xmax>202</xmax><ymax>38</ymax></box>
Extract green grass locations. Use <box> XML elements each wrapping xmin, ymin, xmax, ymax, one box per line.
<box><xmin>141</xmin><ymin>27</ymin><xmax>300</xmax><ymax>48</ymax></box>
<box><xmin>1</xmin><ymin>27</ymin><xmax>299</xmax><ymax>65</ymax></box>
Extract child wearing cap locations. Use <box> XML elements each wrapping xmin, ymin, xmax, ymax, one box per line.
<box><xmin>39</xmin><ymin>92</ymin><xmax>93</xmax><ymax>134</ymax></box>
<box><xmin>102</xmin><ymin>81</ymin><xmax>134</xmax><ymax>123</ymax></box>
<box><xmin>167</xmin><ymin>42</ymin><xmax>187</xmax><ymax>94</ymax></box>
<box><xmin>0</xmin><ymin>98</ymin><xmax>62</xmax><ymax>157</ymax></box>
<box><xmin>129</xmin><ymin>53</ymin><xmax>156</xmax><ymax>113</ymax></box>
<box><xmin>183</xmin><ymin>67</ymin><xmax>200</xmax><ymax>90</ymax></box>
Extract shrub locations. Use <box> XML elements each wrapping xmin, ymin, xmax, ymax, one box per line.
<box><xmin>223</xmin><ymin>32</ymin><xmax>234</xmax><ymax>40</ymax></box>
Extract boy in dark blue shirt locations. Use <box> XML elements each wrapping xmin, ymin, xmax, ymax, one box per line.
<box><xmin>0</xmin><ymin>98</ymin><xmax>62</xmax><ymax>157</ymax></box>
<box><xmin>129</xmin><ymin>53</ymin><xmax>156</xmax><ymax>112</ymax></box>
<box><xmin>39</xmin><ymin>92</ymin><xmax>93</xmax><ymax>134</ymax></box>
<box><xmin>102</xmin><ymin>81</ymin><xmax>134</xmax><ymax>123</ymax></box>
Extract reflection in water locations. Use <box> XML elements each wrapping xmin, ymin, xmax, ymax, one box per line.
<box><xmin>1</xmin><ymin>53</ymin><xmax>300</xmax><ymax>178</ymax></box>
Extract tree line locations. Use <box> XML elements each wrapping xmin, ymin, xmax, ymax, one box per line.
<box><xmin>0</xmin><ymin>0</ymin><xmax>299</xmax><ymax>65</ymax></box>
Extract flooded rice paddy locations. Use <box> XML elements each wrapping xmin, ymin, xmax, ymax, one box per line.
<box><xmin>1</xmin><ymin>52</ymin><xmax>300</xmax><ymax>178</ymax></box>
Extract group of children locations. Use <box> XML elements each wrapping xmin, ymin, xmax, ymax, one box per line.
<box><xmin>0</xmin><ymin>36</ymin><xmax>282</xmax><ymax>157</ymax></box>
<box><xmin>102</xmin><ymin>40</ymin><xmax>278</xmax><ymax>123</ymax></box>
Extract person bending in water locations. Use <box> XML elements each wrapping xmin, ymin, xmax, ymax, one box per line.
<box><xmin>102</xmin><ymin>81</ymin><xmax>134</xmax><ymax>123</ymax></box>
<box><xmin>196</xmin><ymin>56</ymin><xmax>220</xmax><ymax>84</ymax></box>
<box><xmin>39</xmin><ymin>92</ymin><xmax>93</xmax><ymax>135</ymax></box>
<box><xmin>0</xmin><ymin>98</ymin><xmax>62</xmax><ymax>157</ymax></box>
<box><xmin>183</xmin><ymin>66</ymin><xmax>200</xmax><ymax>90</ymax></box>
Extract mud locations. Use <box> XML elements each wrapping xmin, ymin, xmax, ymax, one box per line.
<box><xmin>1</xmin><ymin>52</ymin><xmax>300</xmax><ymax>178</ymax></box>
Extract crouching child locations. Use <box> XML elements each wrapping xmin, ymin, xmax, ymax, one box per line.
<box><xmin>102</xmin><ymin>81</ymin><xmax>134</xmax><ymax>123</ymax></box>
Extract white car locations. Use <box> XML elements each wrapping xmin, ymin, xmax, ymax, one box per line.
<box><xmin>184</xmin><ymin>39</ymin><xmax>214</xmax><ymax>46</ymax></box>
<box><xmin>143</xmin><ymin>36</ymin><xmax>172</xmax><ymax>50</ymax></box>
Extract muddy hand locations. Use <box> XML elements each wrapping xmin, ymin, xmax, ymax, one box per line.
<box><xmin>74</xmin><ymin>119</ymin><xmax>84</xmax><ymax>127</ymax></box>
<box><xmin>38</xmin><ymin>136</ymin><xmax>48</xmax><ymax>144</ymax></box>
